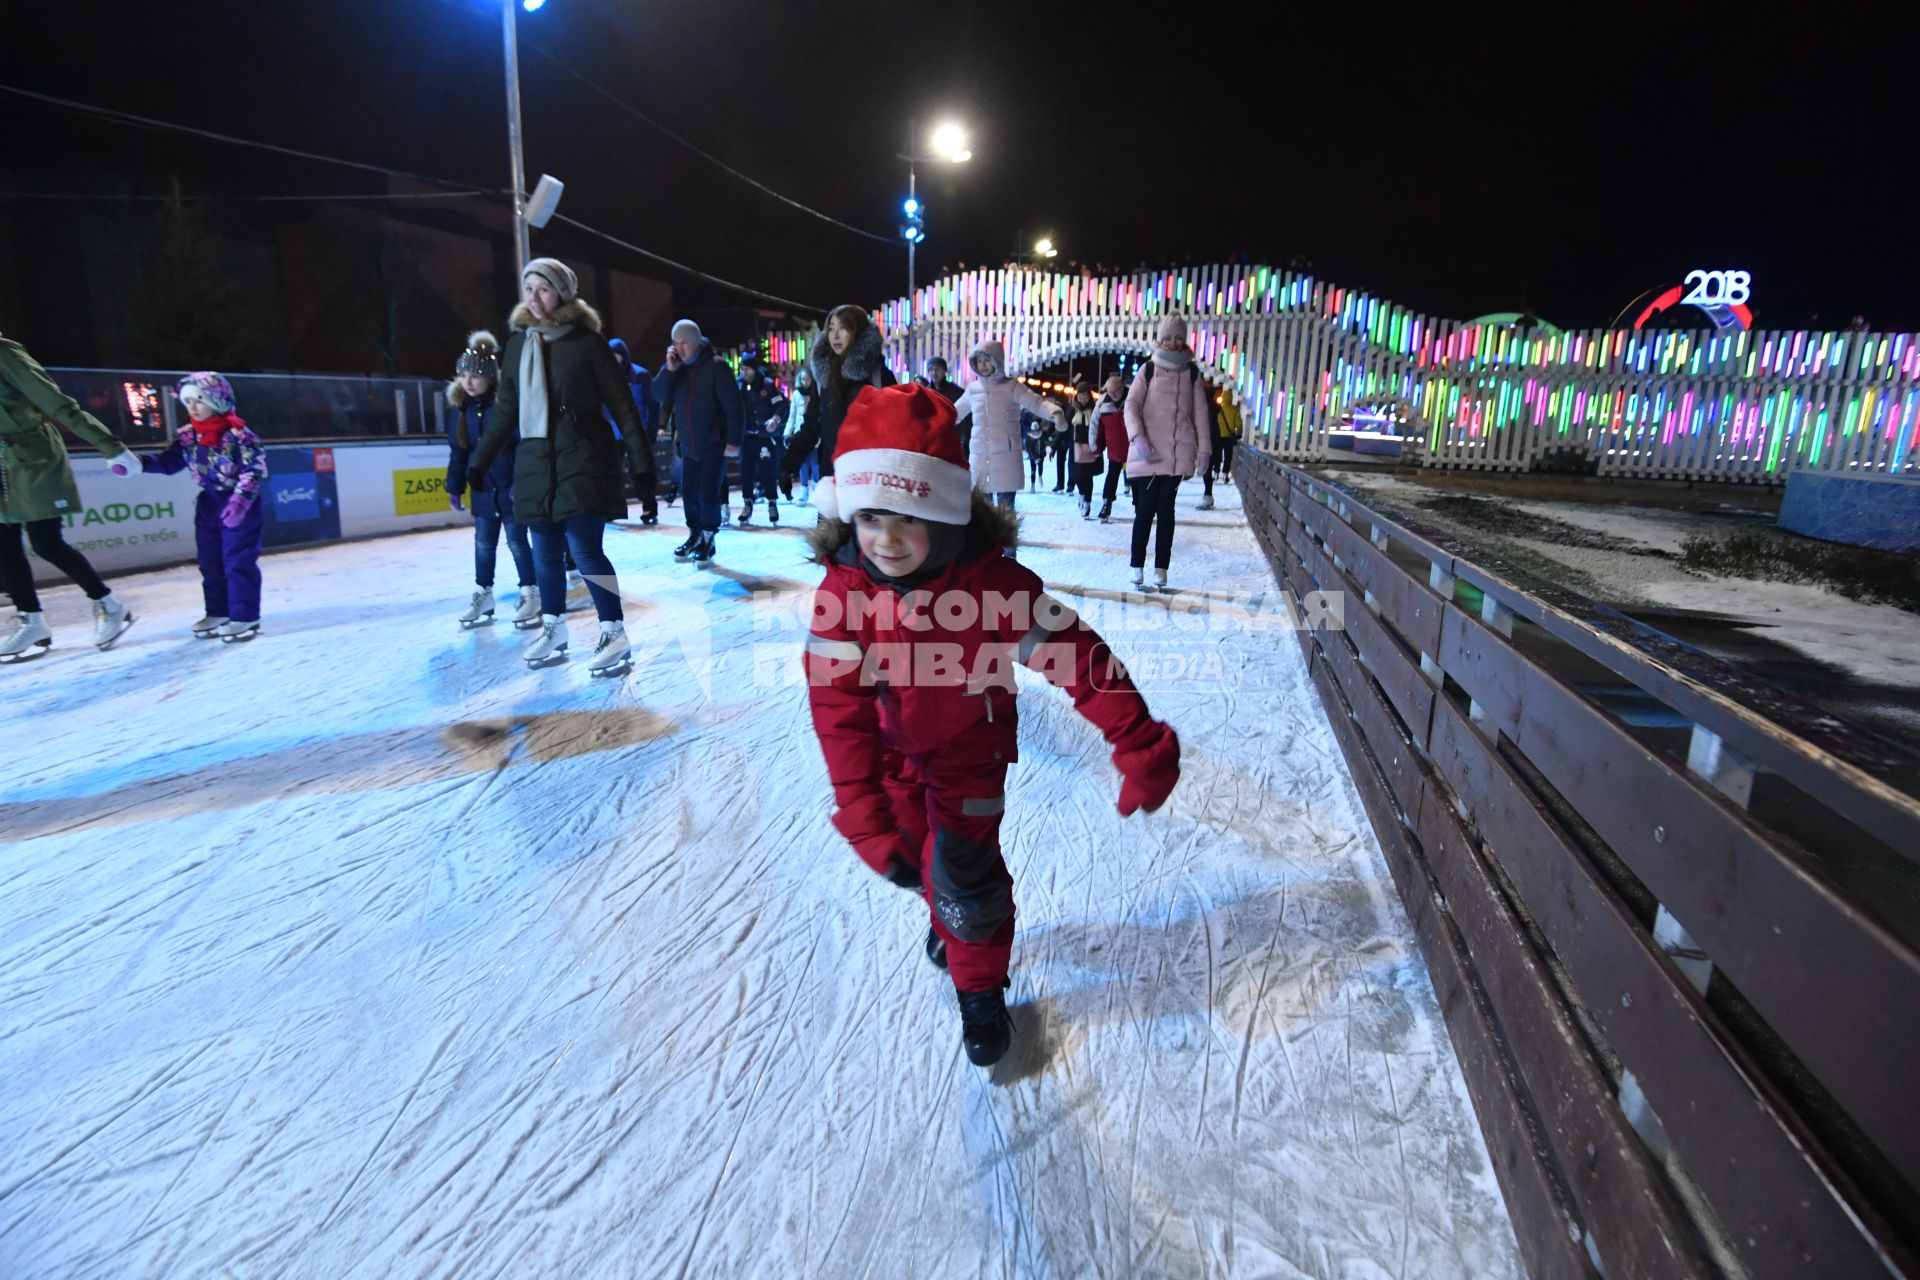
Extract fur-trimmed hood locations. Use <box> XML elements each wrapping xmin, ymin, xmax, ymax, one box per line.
<box><xmin>446</xmin><ymin>381</ymin><xmax>496</xmax><ymax>409</ymax></box>
<box><xmin>967</xmin><ymin>339</ymin><xmax>1007</xmax><ymax>382</ymax></box>
<box><xmin>807</xmin><ymin>319</ymin><xmax>887</xmax><ymax>399</ymax></box>
<box><xmin>805</xmin><ymin>489</ymin><xmax>1020</xmax><ymax>565</ymax></box>
<box><xmin>508</xmin><ymin>297</ymin><xmax>604</xmax><ymax>334</ymax></box>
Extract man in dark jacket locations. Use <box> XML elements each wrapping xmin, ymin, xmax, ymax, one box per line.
<box><xmin>735</xmin><ymin>356</ymin><xmax>786</xmax><ymax>525</ymax></box>
<box><xmin>653</xmin><ymin>318</ymin><xmax>745</xmax><ymax>562</ymax></box>
<box><xmin>608</xmin><ymin>337</ymin><xmax>661</xmax><ymax>524</ymax></box>
<box><xmin>920</xmin><ymin>356</ymin><xmax>966</xmax><ymax>455</ymax></box>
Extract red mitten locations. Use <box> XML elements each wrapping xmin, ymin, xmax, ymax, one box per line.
<box><xmin>1114</xmin><ymin>720</ymin><xmax>1180</xmax><ymax>815</ymax></box>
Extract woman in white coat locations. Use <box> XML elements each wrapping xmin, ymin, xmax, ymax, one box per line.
<box><xmin>1122</xmin><ymin>314</ymin><xmax>1212</xmax><ymax>590</ymax></box>
<box><xmin>954</xmin><ymin>339</ymin><xmax>1064</xmax><ymax>511</ymax></box>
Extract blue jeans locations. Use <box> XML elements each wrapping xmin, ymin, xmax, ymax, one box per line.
<box><xmin>798</xmin><ymin>451</ymin><xmax>820</xmax><ymax>490</ymax></box>
<box><xmin>527</xmin><ymin>515</ymin><xmax>621</xmax><ymax>621</ymax></box>
<box><xmin>681</xmin><ymin>449</ymin><xmax>729</xmax><ymax>533</ymax></box>
<box><xmin>473</xmin><ymin>510</ymin><xmax>535</xmax><ymax>590</ymax></box>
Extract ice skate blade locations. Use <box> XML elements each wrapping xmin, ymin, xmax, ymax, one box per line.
<box><xmin>525</xmin><ymin>652</ymin><xmax>569</xmax><ymax>669</ymax></box>
<box><xmin>512</xmin><ymin>617</ymin><xmax>542</xmax><ymax>631</ymax></box>
<box><xmin>0</xmin><ymin>643</ymin><xmax>52</xmax><ymax>664</ymax></box>
<box><xmin>96</xmin><ymin>615</ymin><xmax>135</xmax><ymax>650</ymax></box>
<box><xmin>220</xmin><ymin>626</ymin><xmax>260</xmax><ymax>643</ymax></box>
<box><xmin>589</xmin><ymin>662</ymin><xmax>632</xmax><ymax>679</ymax></box>
<box><xmin>459</xmin><ymin>615</ymin><xmax>495</xmax><ymax>630</ymax></box>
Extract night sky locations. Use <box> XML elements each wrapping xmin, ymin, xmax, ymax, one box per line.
<box><xmin>6</xmin><ymin>0</ymin><xmax>1917</xmax><ymax>335</ymax></box>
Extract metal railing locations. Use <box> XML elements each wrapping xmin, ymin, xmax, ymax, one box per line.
<box><xmin>48</xmin><ymin>367</ymin><xmax>447</xmax><ymax>447</ymax></box>
<box><xmin>1242</xmin><ymin>452</ymin><xmax>1920</xmax><ymax>1278</ymax></box>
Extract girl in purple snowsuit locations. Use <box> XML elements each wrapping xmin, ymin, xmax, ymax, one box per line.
<box><xmin>114</xmin><ymin>372</ymin><xmax>269</xmax><ymax>641</ymax></box>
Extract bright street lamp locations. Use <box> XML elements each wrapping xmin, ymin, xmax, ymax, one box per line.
<box><xmin>902</xmin><ymin>119</ymin><xmax>972</xmax><ymax>324</ymax></box>
<box><xmin>1035</xmin><ymin>237</ymin><xmax>1058</xmax><ymax>259</ymax></box>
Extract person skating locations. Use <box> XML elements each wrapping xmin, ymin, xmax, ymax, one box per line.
<box><xmin>0</xmin><ymin>334</ymin><xmax>141</xmax><ymax>661</ymax></box>
<box><xmin>953</xmin><ymin>339</ymin><xmax>1063</xmax><ymax>513</ymax></box>
<box><xmin>735</xmin><ymin>356</ymin><xmax>786</xmax><ymax>526</ymax></box>
<box><xmin>1023</xmin><ymin>413</ymin><xmax>1046</xmax><ymax>492</ymax></box>
<box><xmin>803</xmin><ymin>383</ymin><xmax>1181</xmax><ymax>1067</ymax></box>
<box><xmin>468</xmin><ymin>258</ymin><xmax>654</xmax><ymax>676</ymax></box>
<box><xmin>780</xmin><ymin>304</ymin><xmax>894</xmax><ymax>495</ymax></box>
<box><xmin>652</xmin><ymin>318</ymin><xmax>744</xmax><ymax>563</ymax></box>
<box><xmin>1123</xmin><ymin>314</ymin><xmax>1212</xmax><ymax>591</ymax></box>
<box><xmin>1092</xmin><ymin>374</ymin><xmax>1129</xmax><ymax>523</ymax></box>
<box><xmin>109</xmin><ymin>373</ymin><xmax>269</xmax><ymax>642</ymax></box>
<box><xmin>919</xmin><ymin>356</ymin><xmax>965</xmax><ymax>455</ymax></box>
<box><xmin>1067</xmin><ymin>380</ymin><xmax>1100</xmax><ymax>518</ymax></box>
<box><xmin>1198</xmin><ymin>383</ymin><xmax>1224</xmax><ymax>511</ymax></box>
<box><xmin>1215</xmin><ymin>386</ymin><xmax>1242</xmax><ymax>482</ymax></box>
<box><xmin>782</xmin><ymin>367</ymin><xmax>818</xmax><ymax>504</ymax></box>
<box><xmin>445</xmin><ymin>332</ymin><xmax>538</xmax><ymax>630</ymax></box>
<box><xmin>607</xmin><ymin>337</ymin><xmax>661</xmax><ymax>526</ymax></box>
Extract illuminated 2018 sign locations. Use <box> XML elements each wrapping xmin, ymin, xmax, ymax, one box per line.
<box><xmin>1636</xmin><ymin>270</ymin><xmax>1755</xmax><ymax>331</ymax></box>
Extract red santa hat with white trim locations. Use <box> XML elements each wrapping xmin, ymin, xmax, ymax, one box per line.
<box><xmin>813</xmin><ymin>383</ymin><xmax>972</xmax><ymax>525</ymax></box>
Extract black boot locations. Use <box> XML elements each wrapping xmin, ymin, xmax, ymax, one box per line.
<box><xmin>692</xmin><ymin>530</ymin><xmax>716</xmax><ymax>563</ymax></box>
<box><xmin>956</xmin><ymin>983</ymin><xmax>1013</xmax><ymax>1066</ymax></box>
<box><xmin>1098</xmin><ymin>500</ymin><xmax>1112</xmax><ymax>522</ymax></box>
<box><xmin>641</xmin><ymin>505</ymin><xmax>659</xmax><ymax>527</ymax></box>
<box><xmin>737</xmin><ymin>502</ymin><xmax>753</xmax><ymax>525</ymax></box>
<box><xmin>926</xmin><ymin>926</ymin><xmax>948</xmax><ymax>971</ymax></box>
<box><xmin>768</xmin><ymin>500</ymin><xmax>779</xmax><ymax>525</ymax></box>
<box><xmin>673</xmin><ymin>533</ymin><xmax>700</xmax><ymax>560</ymax></box>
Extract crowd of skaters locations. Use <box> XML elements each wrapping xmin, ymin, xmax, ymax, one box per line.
<box><xmin>0</xmin><ymin>255</ymin><xmax>1255</xmax><ymax>1069</ymax></box>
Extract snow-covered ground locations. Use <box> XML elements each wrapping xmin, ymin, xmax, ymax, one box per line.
<box><xmin>1329</xmin><ymin>470</ymin><xmax>1920</xmax><ymax>695</ymax></box>
<box><xmin>0</xmin><ymin>483</ymin><xmax>1517</xmax><ymax>1279</ymax></box>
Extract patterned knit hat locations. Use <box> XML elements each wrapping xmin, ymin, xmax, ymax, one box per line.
<box><xmin>814</xmin><ymin>383</ymin><xmax>969</xmax><ymax>525</ymax></box>
<box><xmin>455</xmin><ymin>330</ymin><xmax>501</xmax><ymax>380</ymax></box>
<box><xmin>176</xmin><ymin>371</ymin><xmax>236</xmax><ymax>415</ymax></box>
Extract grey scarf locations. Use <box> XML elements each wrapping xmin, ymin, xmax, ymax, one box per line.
<box><xmin>517</xmin><ymin>323</ymin><xmax>575</xmax><ymax>439</ymax></box>
<box><xmin>1151</xmin><ymin>346</ymin><xmax>1193</xmax><ymax>371</ymax></box>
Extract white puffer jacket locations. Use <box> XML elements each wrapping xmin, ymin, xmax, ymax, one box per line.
<box><xmin>955</xmin><ymin>340</ymin><xmax>1064</xmax><ymax>494</ymax></box>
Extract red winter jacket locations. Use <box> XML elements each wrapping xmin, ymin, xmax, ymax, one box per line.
<box><xmin>1093</xmin><ymin>398</ymin><xmax>1128</xmax><ymax>464</ymax></box>
<box><xmin>803</xmin><ymin>510</ymin><xmax>1172</xmax><ymax>873</ymax></box>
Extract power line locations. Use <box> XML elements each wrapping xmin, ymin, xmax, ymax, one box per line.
<box><xmin>3</xmin><ymin>81</ymin><xmax>825</xmax><ymax>313</ymax></box>
<box><xmin>551</xmin><ymin>213</ymin><xmax>823</xmax><ymax>315</ymax></box>
<box><xmin>0</xmin><ymin>83</ymin><xmax>492</xmax><ymax>194</ymax></box>
<box><xmin>521</xmin><ymin>43</ymin><xmax>899</xmax><ymax>247</ymax></box>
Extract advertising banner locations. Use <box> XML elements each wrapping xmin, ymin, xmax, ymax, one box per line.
<box><xmin>332</xmin><ymin>443</ymin><xmax>468</xmax><ymax>538</ymax></box>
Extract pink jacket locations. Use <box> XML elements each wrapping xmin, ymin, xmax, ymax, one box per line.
<box><xmin>1122</xmin><ymin>355</ymin><xmax>1213</xmax><ymax>479</ymax></box>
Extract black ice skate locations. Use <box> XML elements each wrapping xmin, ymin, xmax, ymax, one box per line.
<box><xmin>736</xmin><ymin>502</ymin><xmax>753</xmax><ymax>525</ymax></box>
<box><xmin>1098</xmin><ymin>501</ymin><xmax>1112</xmax><ymax>523</ymax></box>
<box><xmin>672</xmin><ymin>533</ymin><xmax>700</xmax><ymax>560</ymax></box>
<box><xmin>767</xmin><ymin>500</ymin><xmax>779</xmax><ymax>525</ymax></box>
<box><xmin>957</xmin><ymin>983</ymin><xmax>1013</xmax><ymax>1067</ymax></box>
<box><xmin>925</xmin><ymin>926</ymin><xmax>948</xmax><ymax>971</ymax></box>
<box><xmin>691</xmin><ymin>531</ymin><xmax>716</xmax><ymax>563</ymax></box>
<box><xmin>641</xmin><ymin>506</ymin><xmax>659</xmax><ymax>527</ymax></box>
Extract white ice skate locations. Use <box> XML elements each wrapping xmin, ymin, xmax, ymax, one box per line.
<box><xmin>1078</xmin><ymin>495</ymin><xmax>1091</xmax><ymax>520</ymax></box>
<box><xmin>0</xmin><ymin>611</ymin><xmax>52</xmax><ymax>663</ymax></box>
<box><xmin>588</xmin><ymin>622</ymin><xmax>632</xmax><ymax>678</ymax></box>
<box><xmin>218</xmin><ymin>620</ymin><xmax>261</xmax><ymax>643</ymax></box>
<box><xmin>1129</xmin><ymin>565</ymin><xmax>1145</xmax><ymax>591</ymax></box>
<box><xmin>191</xmin><ymin>615</ymin><xmax>228</xmax><ymax>639</ymax></box>
<box><xmin>92</xmin><ymin>595</ymin><xmax>134</xmax><ymax>650</ymax></box>
<box><xmin>510</xmin><ymin>586</ymin><xmax>541</xmax><ymax>629</ymax></box>
<box><xmin>566</xmin><ymin>569</ymin><xmax>584</xmax><ymax>588</ymax></box>
<box><xmin>1197</xmin><ymin>495</ymin><xmax>1215</xmax><ymax>511</ymax></box>
<box><xmin>458</xmin><ymin>587</ymin><xmax>495</xmax><ymax>629</ymax></box>
<box><xmin>524</xmin><ymin>615</ymin><xmax>568</xmax><ymax>667</ymax></box>
<box><xmin>1155</xmin><ymin>568</ymin><xmax>1170</xmax><ymax>592</ymax></box>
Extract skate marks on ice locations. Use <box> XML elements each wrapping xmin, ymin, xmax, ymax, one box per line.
<box><xmin>0</xmin><ymin>706</ymin><xmax>679</xmax><ymax>841</ymax></box>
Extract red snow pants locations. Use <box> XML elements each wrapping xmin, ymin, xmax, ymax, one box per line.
<box><xmin>881</xmin><ymin>748</ymin><xmax>1014</xmax><ymax>993</ymax></box>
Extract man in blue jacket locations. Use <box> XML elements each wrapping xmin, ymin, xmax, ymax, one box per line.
<box><xmin>653</xmin><ymin>318</ymin><xmax>744</xmax><ymax>563</ymax></box>
<box><xmin>735</xmin><ymin>356</ymin><xmax>787</xmax><ymax>526</ymax></box>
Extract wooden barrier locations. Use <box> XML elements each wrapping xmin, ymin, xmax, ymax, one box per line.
<box><xmin>1241</xmin><ymin>452</ymin><xmax>1920</xmax><ymax>1278</ymax></box>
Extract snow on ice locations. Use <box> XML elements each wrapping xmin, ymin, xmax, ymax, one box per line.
<box><xmin>0</xmin><ymin>486</ymin><xmax>1518</xmax><ymax>1279</ymax></box>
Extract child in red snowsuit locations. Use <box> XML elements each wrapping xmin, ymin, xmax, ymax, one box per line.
<box><xmin>803</xmin><ymin>383</ymin><xmax>1182</xmax><ymax>1067</ymax></box>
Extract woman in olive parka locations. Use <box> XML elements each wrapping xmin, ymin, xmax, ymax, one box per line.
<box><xmin>0</xmin><ymin>334</ymin><xmax>141</xmax><ymax>661</ymax></box>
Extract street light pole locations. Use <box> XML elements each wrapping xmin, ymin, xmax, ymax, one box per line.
<box><xmin>501</xmin><ymin>0</ymin><xmax>530</xmax><ymax>274</ymax></box>
<box><xmin>907</xmin><ymin>151</ymin><xmax>917</xmax><ymax>326</ymax></box>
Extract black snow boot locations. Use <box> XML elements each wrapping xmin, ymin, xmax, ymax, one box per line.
<box><xmin>673</xmin><ymin>533</ymin><xmax>700</xmax><ymax>560</ymax></box>
<box><xmin>926</xmin><ymin>926</ymin><xmax>948</xmax><ymax>971</ymax></box>
<box><xmin>956</xmin><ymin>983</ymin><xmax>1013</xmax><ymax>1066</ymax></box>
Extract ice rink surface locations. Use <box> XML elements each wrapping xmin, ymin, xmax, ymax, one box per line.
<box><xmin>0</xmin><ymin>482</ymin><xmax>1518</xmax><ymax>1279</ymax></box>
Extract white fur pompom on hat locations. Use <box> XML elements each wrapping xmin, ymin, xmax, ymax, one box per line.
<box><xmin>1156</xmin><ymin>313</ymin><xmax>1189</xmax><ymax>344</ymax></box>
<box><xmin>523</xmin><ymin>257</ymin><xmax>578</xmax><ymax>302</ymax></box>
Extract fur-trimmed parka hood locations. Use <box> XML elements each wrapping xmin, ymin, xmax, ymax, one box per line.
<box><xmin>508</xmin><ymin>297</ymin><xmax>604</xmax><ymax>334</ymax></box>
<box><xmin>805</xmin><ymin>489</ymin><xmax>1020</xmax><ymax>566</ymax></box>
<box><xmin>445</xmin><ymin>381</ymin><xmax>496</xmax><ymax>409</ymax></box>
<box><xmin>807</xmin><ymin>319</ymin><xmax>887</xmax><ymax>402</ymax></box>
<box><xmin>967</xmin><ymin>339</ymin><xmax>1007</xmax><ymax>382</ymax></box>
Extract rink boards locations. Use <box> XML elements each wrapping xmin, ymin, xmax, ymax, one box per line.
<box><xmin>60</xmin><ymin>440</ymin><xmax>467</xmax><ymax>576</ymax></box>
